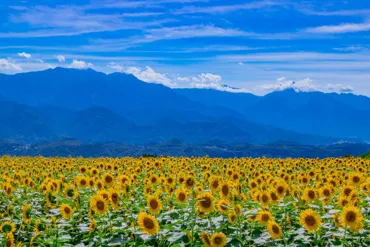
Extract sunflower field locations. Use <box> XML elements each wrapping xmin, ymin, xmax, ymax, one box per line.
<box><xmin>0</xmin><ymin>156</ymin><xmax>370</xmax><ymax>247</ymax></box>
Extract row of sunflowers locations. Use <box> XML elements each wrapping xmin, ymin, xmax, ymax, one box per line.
<box><xmin>0</xmin><ymin>156</ymin><xmax>369</xmax><ymax>246</ymax></box>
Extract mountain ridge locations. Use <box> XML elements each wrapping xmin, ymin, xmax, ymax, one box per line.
<box><xmin>0</xmin><ymin>67</ymin><xmax>369</xmax><ymax>146</ymax></box>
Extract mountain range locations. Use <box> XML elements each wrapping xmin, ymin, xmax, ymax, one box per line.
<box><xmin>1</xmin><ymin>67</ymin><xmax>370</xmax><ymax>147</ymax></box>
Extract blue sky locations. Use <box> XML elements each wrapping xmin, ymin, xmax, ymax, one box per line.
<box><xmin>1</xmin><ymin>0</ymin><xmax>370</xmax><ymax>95</ymax></box>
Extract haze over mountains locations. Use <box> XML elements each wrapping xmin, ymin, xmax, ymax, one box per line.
<box><xmin>1</xmin><ymin>67</ymin><xmax>370</xmax><ymax>146</ymax></box>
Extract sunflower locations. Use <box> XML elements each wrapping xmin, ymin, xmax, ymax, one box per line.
<box><xmin>267</xmin><ymin>221</ymin><xmax>282</xmax><ymax>239</ymax></box>
<box><xmin>200</xmin><ymin>232</ymin><xmax>212</xmax><ymax>247</ymax></box>
<box><xmin>256</xmin><ymin>210</ymin><xmax>273</xmax><ymax>225</ymax></box>
<box><xmin>137</xmin><ymin>212</ymin><xmax>160</xmax><ymax>235</ymax></box>
<box><xmin>0</xmin><ymin>221</ymin><xmax>16</xmax><ymax>234</ymax></box>
<box><xmin>299</xmin><ymin>209</ymin><xmax>321</xmax><ymax>232</ymax></box>
<box><xmin>228</xmin><ymin>211</ymin><xmax>237</xmax><ymax>224</ymax></box>
<box><xmin>235</xmin><ymin>204</ymin><xmax>243</xmax><ymax>216</ymax></box>
<box><xmin>348</xmin><ymin>172</ymin><xmax>363</xmax><ymax>186</ymax></box>
<box><xmin>275</xmin><ymin>182</ymin><xmax>286</xmax><ymax>197</ymax></box>
<box><xmin>34</xmin><ymin>219</ymin><xmax>48</xmax><ymax>235</ymax></box>
<box><xmin>98</xmin><ymin>190</ymin><xmax>110</xmax><ymax>200</ymax></box>
<box><xmin>184</xmin><ymin>176</ymin><xmax>195</xmax><ymax>189</ymax></box>
<box><xmin>337</xmin><ymin>196</ymin><xmax>350</xmax><ymax>208</ymax></box>
<box><xmin>64</xmin><ymin>184</ymin><xmax>78</xmax><ymax>199</ymax></box>
<box><xmin>175</xmin><ymin>189</ymin><xmax>188</xmax><ymax>203</ymax></box>
<box><xmin>109</xmin><ymin>190</ymin><xmax>120</xmax><ymax>210</ymax></box>
<box><xmin>102</xmin><ymin>173</ymin><xmax>115</xmax><ymax>187</ymax></box>
<box><xmin>333</xmin><ymin>212</ymin><xmax>342</xmax><ymax>228</ymax></box>
<box><xmin>89</xmin><ymin>218</ymin><xmax>97</xmax><ymax>233</ymax></box>
<box><xmin>118</xmin><ymin>175</ymin><xmax>131</xmax><ymax>187</ymax></box>
<box><xmin>5</xmin><ymin>233</ymin><xmax>14</xmax><ymax>247</ymax></box>
<box><xmin>22</xmin><ymin>204</ymin><xmax>32</xmax><ymax>223</ymax></box>
<box><xmin>90</xmin><ymin>194</ymin><xmax>108</xmax><ymax>215</ymax></box>
<box><xmin>210</xmin><ymin>176</ymin><xmax>221</xmax><ymax>192</ymax></box>
<box><xmin>79</xmin><ymin>165</ymin><xmax>88</xmax><ymax>174</ymax></box>
<box><xmin>341</xmin><ymin>185</ymin><xmax>354</xmax><ymax>197</ymax></box>
<box><xmin>147</xmin><ymin>195</ymin><xmax>163</xmax><ymax>215</ymax></box>
<box><xmin>77</xmin><ymin>176</ymin><xmax>89</xmax><ymax>189</ymax></box>
<box><xmin>60</xmin><ymin>204</ymin><xmax>74</xmax><ymax>219</ymax></box>
<box><xmin>210</xmin><ymin>232</ymin><xmax>227</xmax><ymax>247</ymax></box>
<box><xmin>341</xmin><ymin>206</ymin><xmax>363</xmax><ymax>232</ymax></box>
<box><xmin>196</xmin><ymin>192</ymin><xmax>214</xmax><ymax>213</ymax></box>
<box><xmin>319</xmin><ymin>185</ymin><xmax>332</xmax><ymax>199</ymax></box>
<box><xmin>217</xmin><ymin>199</ymin><xmax>231</xmax><ymax>214</ymax></box>
<box><xmin>4</xmin><ymin>184</ymin><xmax>14</xmax><ymax>197</ymax></box>
<box><xmin>303</xmin><ymin>188</ymin><xmax>317</xmax><ymax>202</ymax></box>
<box><xmin>259</xmin><ymin>191</ymin><xmax>271</xmax><ymax>206</ymax></box>
<box><xmin>220</xmin><ymin>181</ymin><xmax>231</xmax><ymax>198</ymax></box>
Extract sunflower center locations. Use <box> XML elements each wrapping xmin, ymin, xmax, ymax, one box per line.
<box><xmin>344</xmin><ymin>188</ymin><xmax>352</xmax><ymax>196</ymax></box>
<box><xmin>308</xmin><ymin>191</ymin><xmax>315</xmax><ymax>199</ymax></box>
<box><xmin>105</xmin><ymin>176</ymin><xmax>112</xmax><ymax>183</ymax></box>
<box><xmin>271</xmin><ymin>192</ymin><xmax>278</xmax><ymax>200</ymax></box>
<box><xmin>214</xmin><ymin>237</ymin><xmax>222</xmax><ymax>244</ymax></box>
<box><xmin>353</xmin><ymin>176</ymin><xmax>360</xmax><ymax>183</ymax></box>
<box><xmin>304</xmin><ymin>215</ymin><xmax>316</xmax><ymax>226</ymax></box>
<box><xmin>186</xmin><ymin>178</ymin><xmax>194</xmax><ymax>186</ymax></box>
<box><xmin>150</xmin><ymin>199</ymin><xmax>159</xmax><ymax>209</ymax></box>
<box><xmin>67</xmin><ymin>189</ymin><xmax>74</xmax><ymax>197</ymax></box>
<box><xmin>222</xmin><ymin>185</ymin><xmax>229</xmax><ymax>196</ymax></box>
<box><xmin>345</xmin><ymin>211</ymin><xmax>356</xmax><ymax>222</ymax></box>
<box><xmin>212</xmin><ymin>181</ymin><xmax>219</xmax><ymax>188</ymax></box>
<box><xmin>262</xmin><ymin>214</ymin><xmax>270</xmax><ymax>222</ymax></box>
<box><xmin>97</xmin><ymin>200</ymin><xmax>105</xmax><ymax>211</ymax></box>
<box><xmin>2</xmin><ymin>224</ymin><xmax>11</xmax><ymax>233</ymax></box>
<box><xmin>201</xmin><ymin>197</ymin><xmax>211</xmax><ymax>208</ymax></box>
<box><xmin>112</xmin><ymin>194</ymin><xmax>118</xmax><ymax>203</ymax></box>
<box><xmin>143</xmin><ymin>218</ymin><xmax>155</xmax><ymax>229</ymax></box>
<box><xmin>261</xmin><ymin>194</ymin><xmax>269</xmax><ymax>203</ymax></box>
<box><xmin>179</xmin><ymin>193</ymin><xmax>186</xmax><ymax>201</ymax></box>
<box><xmin>272</xmin><ymin>224</ymin><xmax>280</xmax><ymax>234</ymax></box>
<box><xmin>64</xmin><ymin>207</ymin><xmax>71</xmax><ymax>214</ymax></box>
<box><xmin>277</xmin><ymin>186</ymin><xmax>284</xmax><ymax>194</ymax></box>
<box><xmin>323</xmin><ymin>189</ymin><xmax>330</xmax><ymax>196</ymax></box>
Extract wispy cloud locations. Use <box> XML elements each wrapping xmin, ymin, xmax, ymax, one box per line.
<box><xmin>56</xmin><ymin>55</ymin><xmax>66</xmax><ymax>62</ymax></box>
<box><xmin>0</xmin><ymin>58</ymin><xmax>23</xmax><ymax>73</ymax></box>
<box><xmin>90</xmin><ymin>25</ymin><xmax>253</xmax><ymax>50</ymax></box>
<box><xmin>299</xmin><ymin>8</ymin><xmax>370</xmax><ymax>16</ymax></box>
<box><xmin>69</xmin><ymin>60</ymin><xmax>94</xmax><ymax>69</ymax></box>
<box><xmin>305</xmin><ymin>22</ymin><xmax>370</xmax><ymax>34</ymax></box>
<box><xmin>173</xmin><ymin>1</ymin><xmax>284</xmax><ymax>15</ymax></box>
<box><xmin>17</xmin><ymin>52</ymin><xmax>31</xmax><ymax>59</ymax></box>
<box><xmin>261</xmin><ymin>77</ymin><xmax>353</xmax><ymax>93</ymax></box>
<box><xmin>108</xmin><ymin>63</ymin><xmax>175</xmax><ymax>87</ymax></box>
<box><xmin>2</xmin><ymin>5</ymin><xmax>172</xmax><ymax>38</ymax></box>
<box><xmin>89</xmin><ymin>0</ymin><xmax>209</xmax><ymax>9</ymax></box>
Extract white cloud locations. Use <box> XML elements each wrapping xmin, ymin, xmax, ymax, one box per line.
<box><xmin>261</xmin><ymin>77</ymin><xmax>354</xmax><ymax>94</ymax></box>
<box><xmin>36</xmin><ymin>59</ymin><xmax>44</xmax><ymax>63</ymax></box>
<box><xmin>0</xmin><ymin>58</ymin><xmax>23</xmax><ymax>73</ymax></box>
<box><xmin>56</xmin><ymin>55</ymin><xmax>66</xmax><ymax>62</ymax></box>
<box><xmin>108</xmin><ymin>63</ymin><xmax>248</xmax><ymax>92</ymax></box>
<box><xmin>107</xmin><ymin>62</ymin><xmax>124</xmax><ymax>72</ymax></box>
<box><xmin>333</xmin><ymin>46</ymin><xmax>364</xmax><ymax>52</ymax></box>
<box><xmin>110</xmin><ymin>64</ymin><xmax>175</xmax><ymax>87</ymax></box>
<box><xmin>129</xmin><ymin>66</ymin><xmax>175</xmax><ymax>87</ymax></box>
<box><xmin>177</xmin><ymin>73</ymin><xmax>250</xmax><ymax>93</ymax></box>
<box><xmin>305</xmin><ymin>22</ymin><xmax>370</xmax><ymax>34</ymax></box>
<box><xmin>238</xmin><ymin>62</ymin><xmax>245</xmax><ymax>66</ymax></box>
<box><xmin>327</xmin><ymin>84</ymin><xmax>354</xmax><ymax>93</ymax></box>
<box><xmin>17</xmin><ymin>52</ymin><xmax>31</xmax><ymax>59</ymax></box>
<box><xmin>69</xmin><ymin>59</ymin><xmax>93</xmax><ymax>69</ymax></box>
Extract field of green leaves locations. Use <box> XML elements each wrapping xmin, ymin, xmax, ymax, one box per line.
<box><xmin>0</xmin><ymin>156</ymin><xmax>369</xmax><ymax>246</ymax></box>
